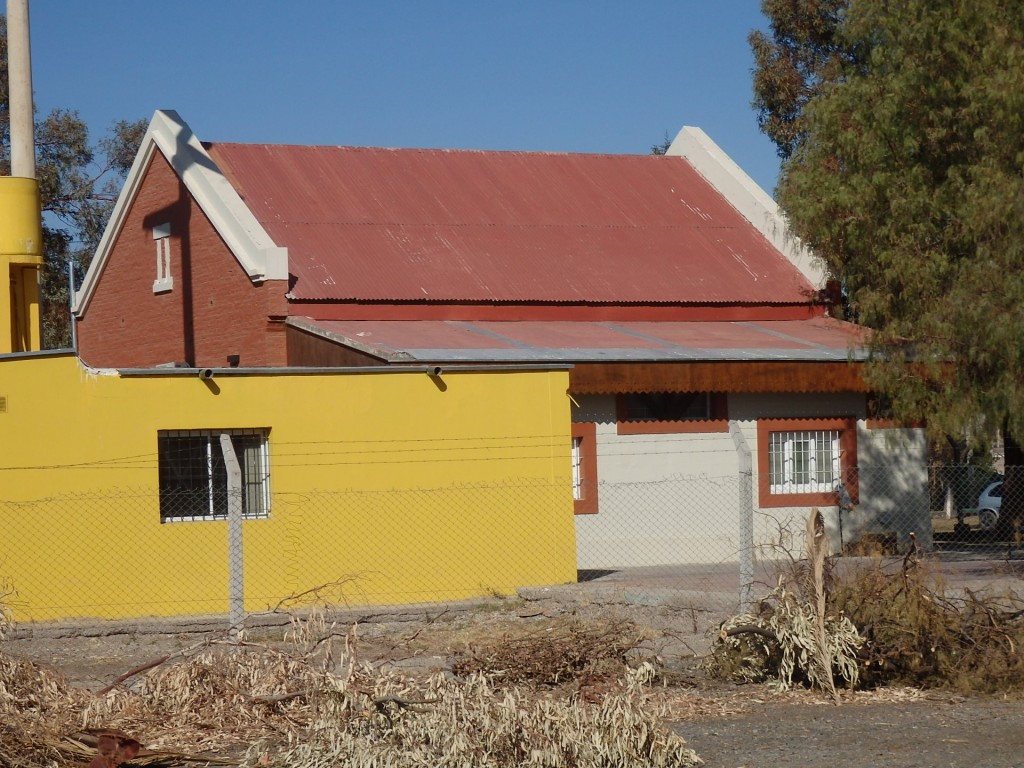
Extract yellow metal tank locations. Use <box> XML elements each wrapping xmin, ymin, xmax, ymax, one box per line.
<box><xmin>0</xmin><ymin>176</ymin><xmax>43</xmax><ymax>257</ymax></box>
<box><xmin>0</xmin><ymin>176</ymin><xmax>44</xmax><ymax>352</ymax></box>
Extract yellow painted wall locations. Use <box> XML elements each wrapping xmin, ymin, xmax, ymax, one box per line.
<box><xmin>0</xmin><ymin>354</ymin><xmax>577</xmax><ymax>621</ymax></box>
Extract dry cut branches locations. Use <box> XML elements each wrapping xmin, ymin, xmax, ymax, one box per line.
<box><xmin>708</xmin><ymin>509</ymin><xmax>862</xmax><ymax>699</ymax></box>
<box><xmin>452</xmin><ymin>617</ymin><xmax>650</xmax><ymax>686</ymax></box>
<box><xmin>1</xmin><ymin>612</ymin><xmax>699</xmax><ymax>768</ymax></box>
<box><xmin>713</xmin><ymin>510</ymin><xmax>1024</xmax><ymax>697</ymax></box>
<box><xmin>832</xmin><ymin>557</ymin><xmax>1024</xmax><ymax>693</ymax></box>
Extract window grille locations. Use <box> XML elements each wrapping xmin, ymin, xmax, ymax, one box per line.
<box><xmin>158</xmin><ymin>428</ymin><xmax>270</xmax><ymax>522</ymax></box>
<box><xmin>768</xmin><ymin>429</ymin><xmax>840</xmax><ymax>495</ymax></box>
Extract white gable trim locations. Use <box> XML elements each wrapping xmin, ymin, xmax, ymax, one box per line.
<box><xmin>667</xmin><ymin>127</ymin><xmax>824</xmax><ymax>289</ymax></box>
<box><xmin>74</xmin><ymin>110</ymin><xmax>288</xmax><ymax>318</ymax></box>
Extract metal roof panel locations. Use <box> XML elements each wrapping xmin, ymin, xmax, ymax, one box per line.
<box><xmin>289</xmin><ymin>317</ymin><xmax>866</xmax><ymax>364</ymax></box>
<box><xmin>207</xmin><ymin>143</ymin><xmax>814</xmax><ymax>305</ymax></box>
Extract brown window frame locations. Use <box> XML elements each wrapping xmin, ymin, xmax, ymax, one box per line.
<box><xmin>615</xmin><ymin>391</ymin><xmax>728</xmax><ymax>435</ymax></box>
<box><xmin>571</xmin><ymin>421</ymin><xmax>599</xmax><ymax>514</ymax></box>
<box><xmin>756</xmin><ymin>417</ymin><xmax>858</xmax><ymax>509</ymax></box>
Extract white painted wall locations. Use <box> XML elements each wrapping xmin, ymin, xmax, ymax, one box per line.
<box><xmin>573</xmin><ymin>394</ymin><xmax>740</xmax><ymax>568</ymax></box>
<box><xmin>852</xmin><ymin>426</ymin><xmax>931</xmax><ymax>549</ymax></box>
<box><xmin>573</xmin><ymin>392</ymin><xmax>928</xmax><ymax>568</ymax></box>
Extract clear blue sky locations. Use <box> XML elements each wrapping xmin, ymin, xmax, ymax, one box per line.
<box><xmin>26</xmin><ymin>0</ymin><xmax>782</xmax><ymax>194</ymax></box>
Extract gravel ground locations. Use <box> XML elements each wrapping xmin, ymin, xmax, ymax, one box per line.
<box><xmin>672</xmin><ymin>694</ymin><xmax>1024</xmax><ymax>768</ymax></box>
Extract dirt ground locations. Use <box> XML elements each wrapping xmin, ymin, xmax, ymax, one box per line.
<box><xmin>6</xmin><ymin>591</ymin><xmax>1024</xmax><ymax>768</ymax></box>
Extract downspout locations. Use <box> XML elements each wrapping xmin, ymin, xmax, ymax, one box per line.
<box><xmin>68</xmin><ymin>259</ymin><xmax>77</xmax><ymax>350</ymax></box>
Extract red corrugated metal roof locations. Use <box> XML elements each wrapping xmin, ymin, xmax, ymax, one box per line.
<box><xmin>205</xmin><ymin>143</ymin><xmax>813</xmax><ymax>305</ymax></box>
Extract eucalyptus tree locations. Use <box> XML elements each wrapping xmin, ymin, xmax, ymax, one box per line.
<box><xmin>2</xmin><ymin>12</ymin><xmax>145</xmax><ymax>348</ymax></box>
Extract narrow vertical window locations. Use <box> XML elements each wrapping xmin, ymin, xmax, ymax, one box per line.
<box><xmin>571</xmin><ymin>421</ymin><xmax>598</xmax><ymax>514</ymax></box>
<box><xmin>571</xmin><ymin>435</ymin><xmax>584</xmax><ymax>501</ymax></box>
<box><xmin>152</xmin><ymin>222</ymin><xmax>173</xmax><ymax>293</ymax></box>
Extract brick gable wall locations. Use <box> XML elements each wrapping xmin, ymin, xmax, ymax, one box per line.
<box><xmin>76</xmin><ymin>153</ymin><xmax>289</xmax><ymax>368</ymax></box>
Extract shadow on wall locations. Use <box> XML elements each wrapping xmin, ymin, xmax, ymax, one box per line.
<box><xmin>843</xmin><ymin>465</ymin><xmax>930</xmax><ymax>555</ymax></box>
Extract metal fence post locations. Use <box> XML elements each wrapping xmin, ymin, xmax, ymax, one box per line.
<box><xmin>219</xmin><ymin>434</ymin><xmax>245</xmax><ymax>638</ymax></box>
<box><xmin>729</xmin><ymin>421</ymin><xmax>754</xmax><ymax>612</ymax></box>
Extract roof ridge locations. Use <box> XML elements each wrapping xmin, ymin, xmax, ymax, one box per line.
<box><xmin>267</xmin><ymin>220</ymin><xmax>748</xmax><ymax>230</ymax></box>
<box><xmin>204</xmin><ymin>140</ymin><xmax>676</xmax><ymax>159</ymax></box>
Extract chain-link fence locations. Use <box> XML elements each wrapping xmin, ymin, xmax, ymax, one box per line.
<box><xmin>0</xmin><ymin>464</ymin><xmax>1015</xmax><ymax>627</ymax></box>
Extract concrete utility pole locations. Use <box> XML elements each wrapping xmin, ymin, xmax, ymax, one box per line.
<box><xmin>7</xmin><ymin>0</ymin><xmax>36</xmax><ymax>179</ymax></box>
<box><xmin>219</xmin><ymin>434</ymin><xmax>246</xmax><ymax>639</ymax></box>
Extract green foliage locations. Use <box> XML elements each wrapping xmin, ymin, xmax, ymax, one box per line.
<box><xmin>749</xmin><ymin>0</ymin><xmax>852</xmax><ymax>160</ymax></box>
<box><xmin>650</xmin><ymin>131</ymin><xmax>672</xmax><ymax>155</ymax></box>
<box><xmin>1</xmin><ymin>12</ymin><xmax>145</xmax><ymax>348</ymax></box>
<box><xmin>755</xmin><ymin>0</ymin><xmax>1024</xmax><ymax>444</ymax></box>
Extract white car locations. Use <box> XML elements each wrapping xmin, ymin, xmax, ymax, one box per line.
<box><xmin>977</xmin><ymin>480</ymin><xmax>1003</xmax><ymax>530</ymax></box>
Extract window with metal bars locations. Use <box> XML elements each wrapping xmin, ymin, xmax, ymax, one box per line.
<box><xmin>767</xmin><ymin>429</ymin><xmax>840</xmax><ymax>494</ymax></box>
<box><xmin>571</xmin><ymin>436</ymin><xmax>586</xmax><ymax>501</ymax></box>
<box><xmin>158</xmin><ymin>429</ymin><xmax>270</xmax><ymax>522</ymax></box>
<box><xmin>756</xmin><ymin>417</ymin><xmax>858</xmax><ymax>508</ymax></box>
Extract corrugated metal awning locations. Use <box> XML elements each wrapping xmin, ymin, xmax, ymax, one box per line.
<box><xmin>287</xmin><ymin>316</ymin><xmax>868</xmax><ymax>364</ymax></box>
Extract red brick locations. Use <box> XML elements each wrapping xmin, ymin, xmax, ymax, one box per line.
<box><xmin>77</xmin><ymin>154</ymin><xmax>289</xmax><ymax>368</ymax></box>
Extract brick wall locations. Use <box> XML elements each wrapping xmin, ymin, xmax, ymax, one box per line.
<box><xmin>76</xmin><ymin>153</ymin><xmax>289</xmax><ymax>368</ymax></box>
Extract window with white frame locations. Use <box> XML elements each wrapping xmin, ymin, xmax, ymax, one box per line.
<box><xmin>571</xmin><ymin>435</ymin><xmax>584</xmax><ymax>501</ymax></box>
<box><xmin>767</xmin><ymin>428</ymin><xmax>840</xmax><ymax>494</ymax></box>
<box><xmin>571</xmin><ymin>421</ymin><xmax>598</xmax><ymax>514</ymax></box>
<box><xmin>152</xmin><ymin>222</ymin><xmax>173</xmax><ymax>293</ymax></box>
<box><xmin>158</xmin><ymin>429</ymin><xmax>270</xmax><ymax>522</ymax></box>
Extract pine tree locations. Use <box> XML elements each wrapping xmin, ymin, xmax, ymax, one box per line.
<box><xmin>754</xmin><ymin>0</ymin><xmax>1024</xmax><ymax>443</ymax></box>
<box><xmin>752</xmin><ymin>0</ymin><xmax>1024</xmax><ymax>535</ymax></box>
